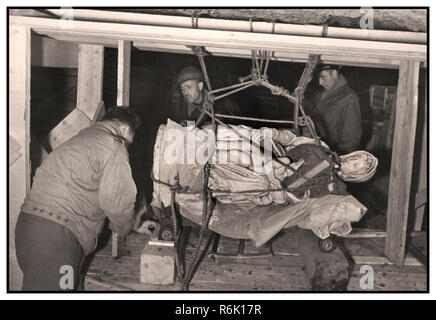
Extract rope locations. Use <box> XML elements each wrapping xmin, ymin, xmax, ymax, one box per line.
<box><xmin>215</xmin><ymin>113</ymin><xmax>295</xmax><ymax>125</ymax></box>
<box><xmin>171</xmin><ymin>186</ymin><xmax>185</xmax><ymax>278</ymax></box>
<box><xmin>184</xmin><ymin>42</ymin><xmax>329</xmax><ymax>187</ymax></box>
<box><xmin>152</xmin><ymin>174</ymin><xmax>333</xmax><ymax>196</ymax></box>
<box><xmin>214</xmin><ymin>81</ymin><xmax>256</xmax><ymax>101</ymax></box>
<box><xmin>210</xmin><ymin>80</ymin><xmax>254</xmax><ymax>95</ymax></box>
<box><xmin>263</xmin><ymin>51</ymin><xmax>271</xmax><ymax>79</ymax></box>
<box><xmin>271</xmin><ymin>20</ymin><xmax>276</xmax><ymax>34</ymax></box>
<box><xmin>260</xmin><ymin>80</ymin><xmax>296</xmax><ymax>104</ymax></box>
<box><xmin>194</xmin><ymin>47</ymin><xmax>213</xmax><ymax>92</ymax></box>
<box><xmin>322</xmin><ymin>22</ymin><xmax>329</xmax><ymax>37</ymax></box>
<box><xmin>191</xmin><ymin>13</ymin><xmax>199</xmax><ymax>29</ymax></box>
<box><xmin>252</xmin><ymin>50</ymin><xmax>262</xmax><ymax>80</ymax></box>
<box><xmin>181</xmin><ymin>164</ymin><xmax>214</xmax><ymax>291</ymax></box>
<box><xmin>292</xmin><ymin>53</ymin><xmax>322</xmax><ymax>137</ymax></box>
<box><xmin>259</xmin><ymin>51</ymin><xmax>264</xmax><ymax>73</ymax></box>
<box><xmin>195</xmin><ymin>107</ymin><xmax>311</xmax><ymax>181</ymax></box>
<box><xmin>170</xmin><ymin>34</ymin><xmax>336</xmax><ymax>290</ymax></box>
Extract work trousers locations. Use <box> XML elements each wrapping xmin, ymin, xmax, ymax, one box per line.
<box><xmin>15</xmin><ymin>212</ymin><xmax>86</xmax><ymax>291</ymax></box>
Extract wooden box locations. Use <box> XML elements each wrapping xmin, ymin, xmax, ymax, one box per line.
<box><xmin>140</xmin><ymin>240</ymin><xmax>175</xmax><ymax>285</ymax></box>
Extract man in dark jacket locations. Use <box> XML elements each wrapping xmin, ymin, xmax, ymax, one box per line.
<box><xmin>15</xmin><ymin>106</ymin><xmax>143</xmax><ymax>291</ymax></box>
<box><xmin>170</xmin><ymin>66</ymin><xmax>241</xmax><ymax>126</ymax></box>
<box><xmin>311</xmin><ymin>65</ymin><xmax>362</xmax><ymax>155</ymax></box>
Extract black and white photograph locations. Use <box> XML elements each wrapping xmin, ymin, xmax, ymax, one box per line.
<box><xmin>6</xmin><ymin>5</ymin><xmax>430</xmax><ymax>298</ymax></box>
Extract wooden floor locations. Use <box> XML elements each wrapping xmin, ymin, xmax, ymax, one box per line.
<box><xmin>84</xmin><ymin>227</ymin><xmax>427</xmax><ymax>292</ymax></box>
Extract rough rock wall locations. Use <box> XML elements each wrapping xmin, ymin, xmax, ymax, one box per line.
<box><xmin>121</xmin><ymin>8</ymin><xmax>427</xmax><ymax>32</ymax></box>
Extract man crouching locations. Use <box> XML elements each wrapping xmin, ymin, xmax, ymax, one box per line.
<box><xmin>15</xmin><ymin>106</ymin><xmax>142</xmax><ymax>291</ymax></box>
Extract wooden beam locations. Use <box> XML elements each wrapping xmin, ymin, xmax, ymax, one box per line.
<box><xmin>37</xmin><ymin>34</ymin><xmax>403</xmax><ymax>69</ymax></box>
<box><xmin>44</xmin><ymin>9</ymin><xmax>427</xmax><ymax>44</ymax></box>
<box><xmin>9</xmin><ymin>24</ymin><xmax>31</xmax><ymax>290</ymax></box>
<box><xmin>117</xmin><ymin>40</ymin><xmax>131</xmax><ymax>106</ymax></box>
<box><xmin>134</xmin><ymin>41</ymin><xmax>403</xmax><ymax>69</ymax></box>
<box><xmin>344</xmin><ymin>228</ymin><xmax>425</xmax><ymax>239</ymax></box>
<box><xmin>11</xmin><ymin>16</ymin><xmax>426</xmax><ymax>66</ymax></box>
<box><xmin>413</xmin><ymin>69</ymin><xmax>428</xmax><ymax>231</ymax></box>
<box><xmin>34</xmin><ymin>32</ymin><xmax>119</xmax><ymax>48</ymax></box>
<box><xmin>353</xmin><ymin>256</ymin><xmax>422</xmax><ymax>267</ymax></box>
<box><xmin>30</xmin><ymin>132</ymin><xmax>48</xmax><ymax>180</ymax></box>
<box><xmin>31</xmin><ymin>35</ymin><xmax>78</xmax><ymax>68</ymax></box>
<box><xmin>112</xmin><ymin>40</ymin><xmax>132</xmax><ymax>257</ymax></box>
<box><xmin>77</xmin><ymin>44</ymin><xmax>104</xmax><ymax>120</ymax></box>
<box><xmin>9</xmin><ymin>134</ymin><xmax>23</xmax><ymax>167</ymax></box>
<box><xmin>385</xmin><ymin>60</ymin><xmax>420</xmax><ymax>267</ymax></box>
<box><xmin>42</xmin><ymin>44</ymin><xmax>105</xmax><ymax>150</ymax></box>
<box><xmin>45</xmin><ymin>108</ymin><xmax>92</xmax><ymax>151</ymax></box>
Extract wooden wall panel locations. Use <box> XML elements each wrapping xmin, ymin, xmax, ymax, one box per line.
<box><xmin>9</xmin><ymin>24</ymin><xmax>31</xmax><ymax>290</ymax></box>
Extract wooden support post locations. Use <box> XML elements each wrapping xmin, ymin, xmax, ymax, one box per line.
<box><xmin>9</xmin><ymin>24</ymin><xmax>31</xmax><ymax>290</ymax></box>
<box><xmin>45</xmin><ymin>109</ymin><xmax>92</xmax><ymax>151</ymax></box>
<box><xmin>116</xmin><ymin>40</ymin><xmax>131</xmax><ymax>106</ymax></box>
<box><xmin>296</xmin><ymin>229</ymin><xmax>349</xmax><ymax>291</ymax></box>
<box><xmin>112</xmin><ymin>40</ymin><xmax>132</xmax><ymax>256</ymax></box>
<box><xmin>77</xmin><ymin>44</ymin><xmax>105</xmax><ymax>120</ymax></box>
<box><xmin>413</xmin><ymin>69</ymin><xmax>427</xmax><ymax>231</ymax></box>
<box><xmin>385</xmin><ymin>60</ymin><xmax>420</xmax><ymax>267</ymax></box>
<box><xmin>44</xmin><ymin>44</ymin><xmax>104</xmax><ymax>151</ymax></box>
<box><xmin>31</xmin><ymin>35</ymin><xmax>78</xmax><ymax>68</ymax></box>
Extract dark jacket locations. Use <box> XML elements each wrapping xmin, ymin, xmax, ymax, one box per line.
<box><xmin>21</xmin><ymin>121</ymin><xmax>137</xmax><ymax>255</ymax></box>
<box><xmin>282</xmin><ymin>143</ymin><xmax>348</xmax><ymax>199</ymax></box>
<box><xmin>311</xmin><ymin>75</ymin><xmax>362</xmax><ymax>154</ymax></box>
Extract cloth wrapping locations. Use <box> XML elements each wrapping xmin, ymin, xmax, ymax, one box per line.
<box><xmin>151</xmin><ymin>119</ymin><xmax>297</xmax><ymax>208</ymax></box>
<box><xmin>179</xmin><ymin>194</ymin><xmax>366</xmax><ymax>245</ymax></box>
<box><xmin>151</xmin><ymin>119</ymin><xmax>367</xmax><ymax>243</ymax></box>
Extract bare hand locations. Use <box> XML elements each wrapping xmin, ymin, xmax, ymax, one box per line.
<box><xmin>135</xmin><ymin>220</ymin><xmax>160</xmax><ymax>236</ymax></box>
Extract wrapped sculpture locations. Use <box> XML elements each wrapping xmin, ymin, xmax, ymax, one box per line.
<box><xmin>151</xmin><ymin>119</ymin><xmax>377</xmax><ymax>243</ymax></box>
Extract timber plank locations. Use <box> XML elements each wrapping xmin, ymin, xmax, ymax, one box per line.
<box><xmin>9</xmin><ymin>24</ymin><xmax>31</xmax><ymax>290</ymax></box>
<box><xmin>12</xmin><ymin>16</ymin><xmax>426</xmax><ymax>63</ymax></box>
<box><xmin>88</xmin><ymin>227</ymin><xmax>426</xmax><ymax>291</ymax></box>
<box><xmin>116</xmin><ymin>40</ymin><xmax>131</xmax><ymax>106</ymax></box>
<box><xmin>347</xmin><ymin>272</ymin><xmax>427</xmax><ymax>291</ymax></box>
<box><xmin>77</xmin><ymin>44</ymin><xmax>104</xmax><ymax>120</ymax></box>
<box><xmin>385</xmin><ymin>60</ymin><xmax>420</xmax><ymax>266</ymax></box>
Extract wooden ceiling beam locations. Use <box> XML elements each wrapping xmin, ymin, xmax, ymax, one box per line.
<box><xmin>11</xmin><ymin>16</ymin><xmax>426</xmax><ymax>68</ymax></box>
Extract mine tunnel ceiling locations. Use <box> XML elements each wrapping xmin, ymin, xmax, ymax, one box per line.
<box><xmin>108</xmin><ymin>8</ymin><xmax>427</xmax><ymax>32</ymax></box>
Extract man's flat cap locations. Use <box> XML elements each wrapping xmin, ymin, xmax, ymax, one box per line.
<box><xmin>317</xmin><ymin>64</ymin><xmax>342</xmax><ymax>74</ymax></box>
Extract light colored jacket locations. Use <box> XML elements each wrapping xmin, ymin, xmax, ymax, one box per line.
<box><xmin>21</xmin><ymin>121</ymin><xmax>137</xmax><ymax>255</ymax></box>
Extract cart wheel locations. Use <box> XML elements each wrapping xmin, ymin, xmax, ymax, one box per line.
<box><xmin>159</xmin><ymin>225</ymin><xmax>174</xmax><ymax>241</ymax></box>
<box><xmin>319</xmin><ymin>237</ymin><xmax>337</xmax><ymax>253</ymax></box>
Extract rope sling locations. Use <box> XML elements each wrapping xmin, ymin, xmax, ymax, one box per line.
<box><xmin>159</xmin><ymin>20</ymin><xmax>337</xmax><ymax>291</ymax></box>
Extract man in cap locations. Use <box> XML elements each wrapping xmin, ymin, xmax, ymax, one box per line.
<box><xmin>171</xmin><ymin>66</ymin><xmax>242</xmax><ymax>126</ymax></box>
<box><xmin>310</xmin><ymin>65</ymin><xmax>362</xmax><ymax>155</ymax></box>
